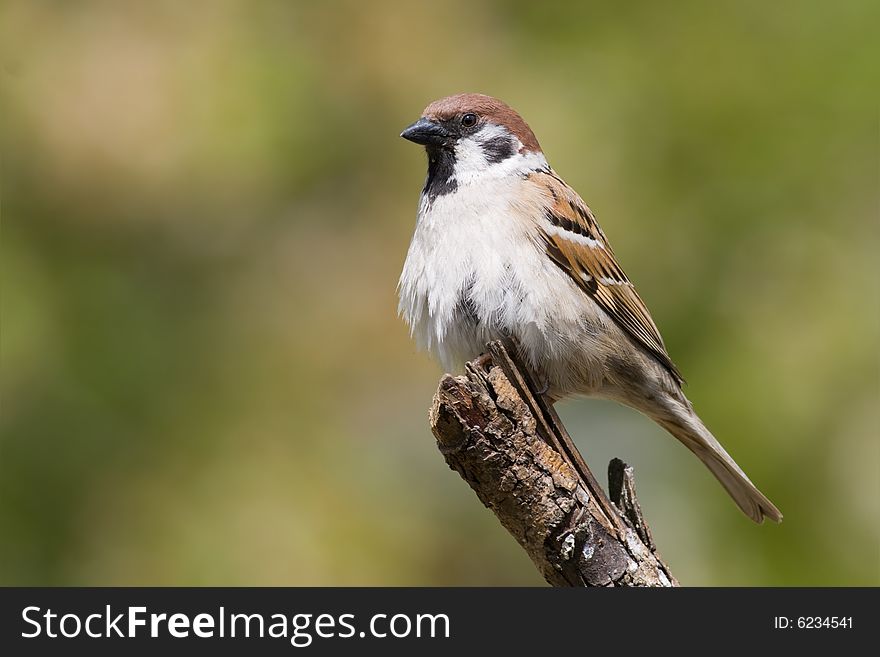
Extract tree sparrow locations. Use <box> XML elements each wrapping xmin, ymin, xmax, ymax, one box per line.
<box><xmin>398</xmin><ymin>93</ymin><xmax>781</xmax><ymax>524</ymax></box>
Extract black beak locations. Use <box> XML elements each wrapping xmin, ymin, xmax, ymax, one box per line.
<box><xmin>400</xmin><ymin>118</ymin><xmax>450</xmax><ymax>147</ymax></box>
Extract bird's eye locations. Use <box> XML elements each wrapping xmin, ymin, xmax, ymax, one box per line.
<box><xmin>461</xmin><ymin>113</ymin><xmax>478</xmax><ymax>128</ymax></box>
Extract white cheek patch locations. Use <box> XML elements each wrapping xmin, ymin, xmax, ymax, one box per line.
<box><xmin>451</xmin><ymin>137</ymin><xmax>491</xmax><ymax>182</ymax></box>
<box><xmin>451</xmin><ymin>124</ymin><xmax>548</xmax><ymax>186</ymax></box>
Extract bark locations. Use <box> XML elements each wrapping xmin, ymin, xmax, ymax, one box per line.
<box><xmin>429</xmin><ymin>341</ymin><xmax>677</xmax><ymax>587</ymax></box>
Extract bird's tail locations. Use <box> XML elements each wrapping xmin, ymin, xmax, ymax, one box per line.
<box><xmin>655</xmin><ymin>410</ymin><xmax>782</xmax><ymax>524</ymax></box>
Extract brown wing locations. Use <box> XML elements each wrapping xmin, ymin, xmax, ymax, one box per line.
<box><xmin>531</xmin><ymin>169</ymin><xmax>684</xmax><ymax>384</ymax></box>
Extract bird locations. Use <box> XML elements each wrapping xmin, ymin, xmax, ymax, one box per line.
<box><xmin>397</xmin><ymin>93</ymin><xmax>782</xmax><ymax>524</ymax></box>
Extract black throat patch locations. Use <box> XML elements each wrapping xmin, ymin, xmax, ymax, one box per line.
<box><xmin>423</xmin><ymin>147</ymin><xmax>457</xmax><ymax>203</ymax></box>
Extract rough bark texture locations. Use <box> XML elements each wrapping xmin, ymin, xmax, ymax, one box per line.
<box><xmin>430</xmin><ymin>342</ymin><xmax>677</xmax><ymax>587</ymax></box>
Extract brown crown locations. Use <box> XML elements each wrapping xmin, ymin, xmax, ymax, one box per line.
<box><xmin>422</xmin><ymin>93</ymin><xmax>542</xmax><ymax>153</ymax></box>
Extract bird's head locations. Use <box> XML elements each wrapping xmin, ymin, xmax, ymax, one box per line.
<box><xmin>400</xmin><ymin>93</ymin><xmax>545</xmax><ymax>192</ymax></box>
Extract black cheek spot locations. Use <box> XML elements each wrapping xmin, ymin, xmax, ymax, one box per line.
<box><xmin>482</xmin><ymin>136</ymin><xmax>517</xmax><ymax>164</ymax></box>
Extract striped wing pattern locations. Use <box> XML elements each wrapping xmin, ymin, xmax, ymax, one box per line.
<box><xmin>531</xmin><ymin>169</ymin><xmax>684</xmax><ymax>384</ymax></box>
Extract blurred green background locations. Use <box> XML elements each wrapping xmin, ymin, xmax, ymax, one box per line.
<box><xmin>2</xmin><ymin>0</ymin><xmax>877</xmax><ymax>586</ymax></box>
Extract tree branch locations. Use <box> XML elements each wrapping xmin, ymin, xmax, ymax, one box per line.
<box><xmin>429</xmin><ymin>341</ymin><xmax>677</xmax><ymax>587</ymax></box>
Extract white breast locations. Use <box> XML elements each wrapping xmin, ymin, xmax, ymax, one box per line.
<box><xmin>398</xmin><ymin>163</ymin><xmax>603</xmax><ymax>378</ymax></box>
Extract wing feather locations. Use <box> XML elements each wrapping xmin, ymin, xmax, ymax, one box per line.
<box><xmin>532</xmin><ymin>169</ymin><xmax>684</xmax><ymax>383</ymax></box>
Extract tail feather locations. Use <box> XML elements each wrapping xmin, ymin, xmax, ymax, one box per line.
<box><xmin>657</xmin><ymin>414</ymin><xmax>782</xmax><ymax>524</ymax></box>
